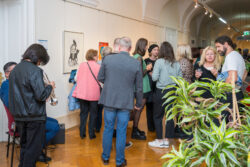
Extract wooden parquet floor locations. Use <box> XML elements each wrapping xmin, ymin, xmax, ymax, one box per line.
<box><xmin>0</xmin><ymin>111</ymin><xmax>179</xmax><ymax>167</ymax></box>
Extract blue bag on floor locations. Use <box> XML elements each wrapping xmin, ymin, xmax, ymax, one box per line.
<box><xmin>68</xmin><ymin>83</ymin><xmax>80</xmax><ymax>111</ymax></box>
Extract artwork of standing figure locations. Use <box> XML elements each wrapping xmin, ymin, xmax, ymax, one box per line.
<box><xmin>64</xmin><ymin>31</ymin><xmax>84</xmax><ymax>74</ymax></box>
<box><xmin>68</xmin><ymin>40</ymin><xmax>79</xmax><ymax>66</ymax></box>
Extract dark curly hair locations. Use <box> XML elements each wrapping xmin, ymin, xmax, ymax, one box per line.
<box><xmin>215</xmin><ymin>36</ymin><xmax>235</xmax><ymax>49</ymax></box>
<box><xmin>22</xmin><ymin>44</ymin><xmax>50</xmax><ymax>65</ymax></box>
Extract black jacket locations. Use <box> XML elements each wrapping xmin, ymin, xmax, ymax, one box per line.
<box><xmin>9</xmin><ymin>60</ymin><xmax>52</xmax><ymax>122</ymax></box>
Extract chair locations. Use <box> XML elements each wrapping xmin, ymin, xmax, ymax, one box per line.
<box><xmin>4</xmin><ymin>105</ymin><xmax>19</xmax><ymax>167</ymax></box>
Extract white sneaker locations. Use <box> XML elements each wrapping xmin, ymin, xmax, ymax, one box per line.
<box><xmin>148</xmin><ymin>139</ymin><xmax>169</xmax><ymax>148</ymax></box>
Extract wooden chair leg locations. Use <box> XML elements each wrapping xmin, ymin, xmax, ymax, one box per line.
<box><xmin>11</xmin><ymin>131</ymin><xmax>16</xmax><ymax>167</ymax></box>
<box><xmin>6</xmin><ymin>132</ymin><xmax>10</xmax><ymax>158</ymax></box>
<box><xmin>45</xmin><ymin>146</ymin><xmax>47</xmax><ymax>164</ymax></box>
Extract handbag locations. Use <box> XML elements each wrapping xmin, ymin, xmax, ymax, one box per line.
<box><xmin>68</xmin><ymin>83</ymin><xmax>80</xmax><ymax>111</ymax></box>
<box><xmin>87</xmin><ymin>62</ymin><xmax>102</xmax><ymax>93</ymax></box>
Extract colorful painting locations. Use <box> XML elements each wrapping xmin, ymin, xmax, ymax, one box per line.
<box><xmin>98</xmin><ymin>42</ymin><xmax>109</xmax><ymax>60</ymax></box>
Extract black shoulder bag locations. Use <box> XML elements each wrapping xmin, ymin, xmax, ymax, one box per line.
<box><xmin>87</xmin><ymin>62</ymin><xmax>102</xmax><ymax>93</ymax></box>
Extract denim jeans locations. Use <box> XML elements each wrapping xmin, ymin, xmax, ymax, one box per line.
<box><xmin>46</xmin><ymin>117</ymin><xmax>60</xmax><ymax>144</ymax></box>
<box><xmin>102</xmin><ymin>108</ymin><xmax>130</xmax><ymax>165</ymax></box>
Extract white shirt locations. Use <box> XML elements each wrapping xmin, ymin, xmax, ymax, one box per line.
<box><xmin>222</xmin><ymin>51</ymin><xmax>246</xmax><ymax>79</ymax></box>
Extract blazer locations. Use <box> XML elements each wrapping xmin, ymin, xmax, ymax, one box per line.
<box><xmin>98</xmin><ymin>51</ymin><xmax>143</xmax><ymax>110</ymax></box>
<box><xmin>73</xmin><ymin>61</ymin><xmax>101</xmax><ymax>101</ymax></box>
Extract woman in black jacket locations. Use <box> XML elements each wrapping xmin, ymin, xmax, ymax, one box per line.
<box><xmin>193</xmin><ymin>46</ymin><xmax>221</xmax><ymax>98</ymax></box>
<box><xmin>9</xmin><ymin>44</ymin><xmax>55</xmax><ymax>167</ymax></box>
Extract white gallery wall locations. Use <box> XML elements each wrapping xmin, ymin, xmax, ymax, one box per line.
<box><xmin>35</xmin><ymin>0</ymin><xmax>166</xmax><ymax>129</ymax></box>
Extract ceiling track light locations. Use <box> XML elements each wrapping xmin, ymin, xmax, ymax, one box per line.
<box><xmin>219</xmin><ymin>17</ymin><xmax>227</xmax><ymax>24</ymax></box>
<box><xmin>196</xmin><ymin>0</ymin><xmax>242</xmax><ymax>34</ymax></box>
<box><xmin>194</xmin><ymin>1</ymin><xmax>198</xmax><ymax>8</ymax></box>
<box><xmin>205</xmin><ymin>9</ymin><xmax>208</xmax><ymax>15</ymax></box>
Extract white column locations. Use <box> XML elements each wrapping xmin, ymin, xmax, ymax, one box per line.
<box><xmin>0</xmin><ymin>0</ymin><xmax>35</xmax><ymax>142</ymax></box>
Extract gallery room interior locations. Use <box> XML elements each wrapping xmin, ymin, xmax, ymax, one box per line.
<box><xmin>0</xmin><ymin>0</ymin><xmax>249</xmax><ymax>166</ymax></box>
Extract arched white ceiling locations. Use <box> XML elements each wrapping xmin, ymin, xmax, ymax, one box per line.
<box><xmin>141</xmin><ymin>0</ymin><xmax>171</xmax><ymax>24</ymax></box>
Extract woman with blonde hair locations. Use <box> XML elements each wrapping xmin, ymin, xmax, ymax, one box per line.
<box><xmin>193</xmin><ymin>46</ymin><xmax>221</xmax><ymax>98</ymax></box>
<box><xmin>176</xmin><ymin>44</ymin><xmax>193</xmax><ymax>83</ymax></box>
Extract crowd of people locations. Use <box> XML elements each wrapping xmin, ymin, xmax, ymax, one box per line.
<box><xmin>0</xmin><ymin>35</ymin><xmax>248</xmax><ymax>167</ymax></box>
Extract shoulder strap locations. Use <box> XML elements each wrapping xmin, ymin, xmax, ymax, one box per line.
<box><xmin>87</xmin><ymin>62</ymin><xmax>102</xmax><ymax>88</ymax></box>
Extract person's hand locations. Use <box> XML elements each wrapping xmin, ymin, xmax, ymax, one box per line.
<box><xmin>195</xmin><ymin>70</ymin><xmax>202</xmax><ymax>79</ymax></box>
<box><xmin>149</xmin><ymin>72</ymin><xmax>153</xmax><ymax>76</ymax></box>
<box><xmin>134</xmin><ymin>106</ymin><xmax>141</xmax><ymax>111</ymax></box>
<box><xmin>211</xmin><ymin>69</ymin><xmax>218</xmax><ymax>77</ymax></box>
<box><xmin>49</xmin><ymin>81</ymin><xmax>56</xmax><ymax>89</ymax></box>
<box><xmin>146</xmin><ymin>63</ymin><xmax>152</xmax><ymax>71</ymax></box>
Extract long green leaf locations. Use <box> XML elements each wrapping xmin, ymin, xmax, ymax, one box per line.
<box><xmin>225</xmin><ymin>130</ymin><xmax>240</xmax><ymax>139</ymax></box>
<box><xmin>163</xmin><ymin>96</ymin><xmax>177</xmax><ymax>105</ymax></box>
<box><xmin>213</xmin><ymin>143</ymin><xmax>220</xmax><ymax>153</ymax></box>
<box><xmin>163</xmin><ymin>90</ymin><xmax>176</xmax><ymax>99</ymax></box>
<box><xmin>218</xmin><ymin>152</ymin><xmax>227</xmax><ymax>167</ymax></box>
<box><xmin>205</xmin><ymin>150</ymin><xmax>212</xmax><ymax>166</ymax></box>
<box><xmin>222</xmin><ymin>149</ymin><xmax>241</xmax><ymax>166</ymax></box>
<box><xmin>161</xmin><ymin>154</ymin><xmax>176</xmax><ymax>159</ymax></box>
<box><xmin>200</xmin><ymin>142</ymin><xmax>213</xmax><ymax>150</ymax></box>
<box><xmin>190</xmin><ymin>157</ymin><xmax>205</xmax><ymax>167</ymax></box>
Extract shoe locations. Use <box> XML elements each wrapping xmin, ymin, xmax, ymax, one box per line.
<box><xmin>148</xmin><ymin>128</ymin><xmax>155</xmax><ymax>132</ymax></box>
<box><xmin>137</xmin><ymin>128</ymin><xmax>145</xmax><ymax>135</ymax></box>
<box><xmin>131</xmin><ymin>128</ymin><xmax>146</xmax><ymax>140</ymax></box>
<box><xmin>116</xmin><ymin>159</ymin><xmax>127</xmax><ymax>167</ymax></box>
<box><xmin>101</xmin><ymin>156</ymin><xmax>109</xmax><ymax>165</ymax></box>
<box><xmin>125</xmin><ymin>141</ymin><xmax>133</xmax><ymax>149</ymax></box>
<box><xmin>80</xmin><ymin>134</ymin><xmax>86</xmax><ymax>139</ymax></box>
<box><xmin>89</xmin><ymin>134</ymin><xmax>96</xmax><ymax>139</ymax></box>
<box><xmin>37</xmin><ymin>153</ymin><xmax>52</xmax><ymax>162</ymax></box>
<box><xmin>148</xmin><ymin>139</ymin><xmax>169</xmax><ymax>148</ymax></box>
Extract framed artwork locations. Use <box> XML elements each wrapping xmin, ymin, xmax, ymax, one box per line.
<box><xmin>98</xmin><ymin>42</ymin><xmax>109</xmax><ymax>60</ymax></box>
<box><xmin>63</xmin><ymin>31</ymin><xmax>84</xmax><ymax>74</ymax></box>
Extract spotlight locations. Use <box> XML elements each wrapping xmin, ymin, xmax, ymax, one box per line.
<box><xmin>194</xmin><ymin>2</ymin><xmax>198</xmax><ymax>8</ymax></box>
<box><xmin>219</xmin><ymin>18</ymin><xmax>227</xmax><ymax>24</ymax></box>
<box><xmin>205</xmin><ymin>10</ymin><xmax>208</xmax><ymax>15</ymax></box>
<box><xmin>227</xmin><ymin>26</ymin><xmax>231</xmax><ymax>30</ymax></box>
<box><xmin>209</xmin><ymin>13</ymin><xmax>213</xmax><ymax>18</ymax></box>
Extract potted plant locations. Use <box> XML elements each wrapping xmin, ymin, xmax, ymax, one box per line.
<box><xmin>161</xmin><ymin>77</ymin><xmax>249</xmax><ymax>167</ymax></box>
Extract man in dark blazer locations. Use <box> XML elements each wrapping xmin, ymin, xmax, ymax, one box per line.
<box><xmin>98</xmin><ymin>37</ymin><xmax>143</xmax><ymax>167</ymax></box>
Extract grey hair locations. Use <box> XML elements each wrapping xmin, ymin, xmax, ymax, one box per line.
<box><xmin>113</xmin><ymin>38</ymin><xmax>121</xmax><ymax>47</ymax></box>
<box><xmin>101</xmin><ymin>46</ymin><xmax>112</xmax><ymax>57</ymax></box>
<box><xmin>119</xmin><ymin>37</ymin><xmax>131</xmax><ymax>49</ymax></box>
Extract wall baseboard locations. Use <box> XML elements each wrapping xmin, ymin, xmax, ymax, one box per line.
<box><xmin>56</xmin><ymin>110</ymin><xmax>80</xmax><ymax>129</ymax></box>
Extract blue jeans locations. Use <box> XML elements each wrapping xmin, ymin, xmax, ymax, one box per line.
<box><xmin>46</xmin><ymin>117</ymin><xmax>60</xmax><ymax>144</ymax></box>
<box><xmin>102</xmin><ymin>108</ymin><xmax>130</xmax><ymax>165</ymax></box>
